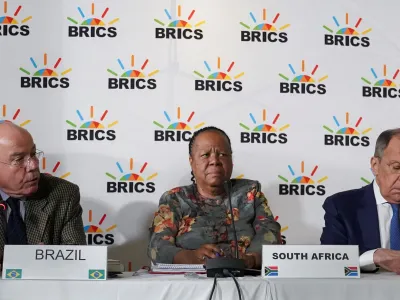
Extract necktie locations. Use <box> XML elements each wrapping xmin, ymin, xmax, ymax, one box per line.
<box><xmin>390</xmin><ymin>203</ymin><xmax>400</xmax><ymax>250</ymax></box>
<box><xmin>6</xmin><ymin>198</ymin><xmax>27</xmax><ymax>245</ymax></box>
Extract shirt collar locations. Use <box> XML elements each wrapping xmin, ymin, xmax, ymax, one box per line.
<box><xmin>373</xmin><ymin>180</ymin><xmax>388</xmax><ymax>205</ymax></box>
<box><xmin>0</xmin><ymin>189</ymin><xmax>9</xmax><ymax>201</ymax></box>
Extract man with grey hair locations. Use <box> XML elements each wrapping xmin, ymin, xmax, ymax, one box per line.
<box><xmin>321</xmin><ymin>128</ymin><xmax>400</xmax><ymax>273</ymax></box>
<box><xmin>0</xmin><ymin>122</ymin><xmax>86</xmax><ymax>269</ymax></box>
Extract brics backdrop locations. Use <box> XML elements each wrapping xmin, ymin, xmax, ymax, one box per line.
<box><xmin>0</xmin><ymin>0</ymin><xmax>397</xmax><ymax>269</ymax></box>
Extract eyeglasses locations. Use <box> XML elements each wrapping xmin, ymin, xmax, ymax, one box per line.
<box><xmin>0</xmin><ymin>150</ymin><xmax>44</xmax><ymax>169</ymax></box>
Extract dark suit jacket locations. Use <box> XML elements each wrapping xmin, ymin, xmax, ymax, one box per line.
<box><xmin>320</xmin><ymin>183</ymin><xmax>381</xmax><ymax>255</ymax></box>
<box><xmin>0</xmin><ymin>173</ymin><xmax>87</xmax><ymax>258</ymax></box>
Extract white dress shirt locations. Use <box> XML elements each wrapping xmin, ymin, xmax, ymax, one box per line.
<box><xmin>359</xmin><ymin>180</ymin><xmax>392</xmax><ymax>271</ymax></box>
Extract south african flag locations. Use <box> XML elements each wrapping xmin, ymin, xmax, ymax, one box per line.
<box><xmin>344</xmin><ymin>266</ymin><xmax>358</xmax><ymax>277</ymax></box>
<box><xmin>264</xmin><ymin>266</ymin><xmax>278</xmax><ymax>277</ymax></box>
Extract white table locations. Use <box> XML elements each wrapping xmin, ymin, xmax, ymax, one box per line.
<box><xmin>0</xmin><ymin>272</ymin><xmax>399</xmax><ymax>300</ymax></box>
<box><xmin>268</xmin><ymin>272</ymin><xmax>400</xmax><ymax>300</ymax></box>
<box><xmin>0</xmin><ymin>272</ymin><xmax>271</xmax><ymax>300</ymax></box>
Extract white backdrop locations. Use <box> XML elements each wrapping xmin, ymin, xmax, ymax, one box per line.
<box><xmin>2</xmin><ymin>0</ymin><xmax>398</xmax><ymax>271</ymax></box>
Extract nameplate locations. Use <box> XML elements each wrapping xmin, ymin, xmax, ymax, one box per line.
<box><xmin>2</xmin><ymin>245</ymin><xmax>107</xmax><ymax>280</ymax></box>
<box><xmin>262</xmin><ymin>245</ymin><xmax>360</xmax><ymax>278</ymax></box>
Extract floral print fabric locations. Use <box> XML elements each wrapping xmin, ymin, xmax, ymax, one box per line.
<box><xmin>148</xmin><ymin>179</ymin><xmax>281</xmax><ymax>264</ymax></box>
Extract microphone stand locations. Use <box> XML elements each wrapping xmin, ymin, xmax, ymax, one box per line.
<box><xmin>205</xmin><ymin>180</ymin><xmax>245</xmax><ymax>278</ymax></box>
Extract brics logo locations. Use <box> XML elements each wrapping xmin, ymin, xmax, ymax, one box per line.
<box><xmin>67</xmin><ymin>3</ymin><xmax>119</xmax><ymax>38</ymax></box>
<box><xmin>41</xmin><ymin>157</ymin><xmax>71</xmax><ymax>179</ymax></box>
<box><xmin>0</xmin><ymin>104</ymin><xmax>30</xmax><ymax>127</ymax></box>
<box><xmin>84</xmin><ymin>210</ymin><xmax>116</xmax><ymax>245</ymax></box>
<box><xmin>153</xmin><ymin>107</ymin><xmax>205</xmax><ymax>142</ymax></box>
<box><xmin>66</xmin><ymin>106</ymin><xmax>118</xmax><ymax>141</ymax></box>
<box><xmin>154</xmin><ymin>5</ymin><xmax>204</xmax><ymax>40</ymax></box>
<box><xmin>279</xmin><ymin>60</ymin><xmax>328</xmax><ymax>95</ymax></box>
<box><xmin>107</xmin><ymin>55</ymin><xmax>159</xmax><ymax>90</ymax></box>
<box><xmin>106</xmin><ymin>158</ymin><xmax>158</xmax><ymax>193</ymax></box>
<box><xmin>20</xmin><ymin>53</ymin><xmax>71</xmax><ymax>89</ymax></box>
<box><xmin>194</xmin><ymin>57</ymin><xmax>244</xmax><ymax>92</ymax></box>
<box><xmin>240</xmin><ymin>8</ymin><xmax>289</xmax><ymax>43</ymax></box>
<box><xmin>278</xmin><ymin>161</ymin><xmax>327</xmax><ymax>196</ymax></box>
<box><xmin>0</xmin><ymin>1</ymin><xmax>31</xmax><ymax>36</ymax></box>
<box><xmin>362</xmin><ymin>65</ymin><xmax>400</xmax><ymax>98</ymax></box>
<box><xmin>323</xmin><ymin>112</ymin><xmax>371</xmax><ymax>147</ymax></box>
<box><xmin>239</xmin><ymin>109</ymin><xmax>289</xmax><ymax>144</ymax></box>
<box><xmin>323</xmin><ymin>13</ymin><xmax>371</xmax><ymax>47</ymax></box>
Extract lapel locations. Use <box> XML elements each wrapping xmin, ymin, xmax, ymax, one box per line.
<box><xmin>0</xmin><ymin>202</ymin><xmax>5</xmax><ymax>258</ymax></box>
<box><xmin>25</xmin><ymin>175</ymin><xmax>51</xmax><ymax>245</ymax></box>
<box><xmin>357</xmin><ymin>182</ymin><xmax>381</xmax><ymax>252</ymax></box>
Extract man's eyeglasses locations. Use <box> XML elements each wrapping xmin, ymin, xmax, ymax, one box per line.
<box><xmin>0</xmin><ymin>150</ymin><xmax>44</xmax><ymax>169</ymax></box>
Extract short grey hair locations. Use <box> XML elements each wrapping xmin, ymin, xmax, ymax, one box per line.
<box><xmin>374</xmin><ymin>128</ymin><xmax>400</xmax><ymax>158</ymax></box>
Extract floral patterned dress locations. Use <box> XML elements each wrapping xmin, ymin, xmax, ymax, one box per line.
<box><xmin>148</xmin><ymin>179</ymin><xmax>281</xmax><ymax>264</ymax></box>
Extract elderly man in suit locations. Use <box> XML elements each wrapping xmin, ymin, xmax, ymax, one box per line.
<box><xmin>321</xmin><ymin>128</ymin><xmax>400</xmax><ymax>273</ymax></box>
<box><xmin>0</xmin><ymin>122</ymin><xmax>86</xmax><ymax>266</ymax></box>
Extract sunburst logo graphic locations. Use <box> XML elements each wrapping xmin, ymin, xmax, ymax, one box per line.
<box><xmin>240</xmin><ymin>9</ymin><xmax>290</xmax><ymax>31</ymax></box>
<box><xmin>68</xmin><ymin>3</ymin><xmax>119</xmax><ymax>26</ymax></box>
<box><xmin>153</xmin><ymin>107</ymin><xmax>205</xmax><ymax>142</ymax></box>
<box><xmin>362</xmin><ymin>65</ymin><xmax>399</xmax><ymax>98</ymax></box>
<box><xmin>195</xmin><ymin>57</ymin><xmax>244</xmax><ymax>81</ymax></box>
<box><xmin>0</xmin><ymin>104</ymin><xmax>30</xmax><ymax>127</ymax></box>
<box><xmin>0</xmin><ymin>1</ymin><xmax>31</xmax><ymax>24</ymax></box>
<box><xmin>323</xmin><ymin>112</ymin><xmax>372</xmax><ymax>135</ymax></box>
<box><xmin>323</xmin><ymin>13</ymin><xmax>371</xmax><ymax>36</ymax></box>
<box><xmin>66</xmin><ymin>106</ymin><xmax>118</xmax><ymax>129</ymax></box>
<box><xmin>20</xmin><ymin>53</ymin><xmax>71</xmax><ymax>77</ymax></box>
<box><xmin>279</xmin><ymin>161</ymin><xmax>328</xmax><ymax>185</ymax></box>
<box><xmin>153</xmin><ymin>107</ymin><xmax>205</xmax><ymax>131</ymax></box>
<box><xmin>85</xmin><ymin>210</ymin><xmax>116</xmax><ymax>245</ymax></box>
<box><xmin>155</xmin><ymin>5</ymin><xmax>204</xmax><ymax>28</ymax></box>
<box><xmin>106</xmin><ymin>158</ymin><xmax>157</xmax><ymax>182</ymax></box>
<box><xmin>279</xmin><ymin>60</ymin><xmax>328</xmax><ymax>95</ymax></box>
<box><xmin>279</xmin><ymin>60</ymin><xmax>328</xmax><ymax>84</ymax></box>
<box><xmin>154</xmin><ymin>5</ymin><xmax>205</xmax><ymax>40</ymax></box>
<box><xmin>194</xmin><ymin>57</ymin><xmax>244</xmax><ymax>92</ymax></box>
<box><xmin>240</xmin><ymin>8</ymin><xmax>290</xmax><ymax>43</ymax></box>
<box><xmin>323</xmin><ymin>13</ymin><xmax>371</xmax><ymax>47</ymax></box>
<box><xmin>107</xmin><ymin>55</ymin><xmax>159</xmax><ymax>90</ymax></box>
<box><xmin>84</xmin><ymin>210</ymin><xmax>116</xmax><ymax>233</ymax></box>
<box><xmin>41</xmin><ymin>157</ymin><xmax>70</xmax><ymax>179</ymax></box>
<box><xmin>323</xmin><ymin>113</ymin><xmax>371</xmax><ymax>147</ymax></box>
<box><xmin>67</xmin><ymin>3</ymin><xmax>118</xmax><ymax>38</ymax></box>
<box><xmin>239</xmin><ymin>109</ymin><xmax>289</xmax><ymax>144</ymax></box>
<box><xmin>240</xmin><ymin>109</ymin><xmax>289</xmax><ymax>133</ymax></box>
<box><xmin>362</xmin><ymin>65</ymin><xmax>399</xmax><ymax>87</ymax></box>
<box><xmin>107</xmin><ymin>55</ymin><xmax>159</xmax><ymax>78</ymax></box>
<box><xmin>66</xmin><ymin>106</ymin><xmax>118</xmax><ymax>141</ymax></box>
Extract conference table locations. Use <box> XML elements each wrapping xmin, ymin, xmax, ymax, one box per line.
<box><xmin>0</xmin><ymin>271</ymin><xmax>398</xmax><ymax>300</ymax></box>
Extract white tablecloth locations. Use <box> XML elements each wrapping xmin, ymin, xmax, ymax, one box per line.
<box><xmin>268</xmin><ymin>272</ymin><xmax>400</xmax><ymax>300</ymax></box>
<box><xmin>0</xmin><ymin>272</ymin><xmax>399</xmax><ymax>300</ymax></box>
<box><xmin>0</xmin><ymin>272</ymin><xmax>271</xmax><ymax>300</ymax></box>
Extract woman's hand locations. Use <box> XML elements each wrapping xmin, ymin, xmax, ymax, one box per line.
<box><xmin>173</xmin><ymin>244</ymin><xmax>222</xmax><ymax>264</ymax></box>
<box><xmin>193</xmin><ymin>244</ymin><xmax>222</xmax><ymax>263</ymax></box>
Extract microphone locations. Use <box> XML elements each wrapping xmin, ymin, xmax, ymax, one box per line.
<box><xmin>225</xmin><ymin>180</ymin><xmax>239</xmax><ymax>259</ymax></box>
<box><xmin>0</xmin><ymin>201</ymin><xmax>6</xmax><ymax>211</ymax></box>
<box><xmin>205</xmin><ymin>180</ymin><xmax>245</xmax><ymax>278</ymax></box>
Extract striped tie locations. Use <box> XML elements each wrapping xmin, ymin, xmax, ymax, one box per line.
<box><xmin>390</xmin><ymin>203</ymin><xmax>400</xmax><ymax>250</ymax></box>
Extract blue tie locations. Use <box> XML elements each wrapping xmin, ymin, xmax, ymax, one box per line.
<box><xmin>6</xmin><ymin>198</ymin><xmax>27</xmax><ymax>245</ymax></box>
<box><xmin>390</xmin><ymin>203</ymin><xmax>400</xmax><ymax>250</ymax></box>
